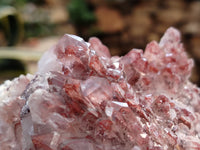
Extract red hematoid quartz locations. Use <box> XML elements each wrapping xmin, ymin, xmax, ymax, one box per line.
<box><xmin>0</xmin><ymin>27</ymin><xmax>200</xmax><ymax>150</ymax></box>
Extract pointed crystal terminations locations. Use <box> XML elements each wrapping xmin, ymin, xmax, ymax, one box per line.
<box><xmin>0</xmin><ymin>28</ymin><xmax>200</xmax><ymax>149</ymax></box>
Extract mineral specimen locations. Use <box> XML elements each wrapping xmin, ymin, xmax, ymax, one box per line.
<box><xmin>0</xmin><ymin>27</ymin><xmax>200</xmax><ymax>150</ymax></box>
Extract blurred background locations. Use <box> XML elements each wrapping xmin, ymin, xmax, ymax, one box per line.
<box><xmin>0</xmin><ymin>0</ymin><xmax>200</xmax><ymax>86</ymax></box>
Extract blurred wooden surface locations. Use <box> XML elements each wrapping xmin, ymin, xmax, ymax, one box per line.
<box><xmin>0</xmin><ymin>48</ymin><xmax>42</xmax><ymax>61</ymax></box>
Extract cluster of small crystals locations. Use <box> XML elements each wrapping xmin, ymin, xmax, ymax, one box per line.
<box><xmin>0</xmin><ymin>28</ymin><xmax>200</xmax><ymax>150</ymax></box>
<box><xmin>0</xmin><ymin>74</ymin><xmax>33</xmax><ymax>149</ymax></box>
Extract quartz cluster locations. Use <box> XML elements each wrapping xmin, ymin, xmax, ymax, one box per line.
<box><xmin>0</xmin><ymin>27</ymin><xmax>200</xmax><ymax>150</ymax></box>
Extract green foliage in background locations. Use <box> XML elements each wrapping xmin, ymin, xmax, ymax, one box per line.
<box><xmin>0</xmin><ymin>6</ymin><xmax>25</xmax><ymax>80</ymax></box>
<box><xmin>0</xmin><ymin>6</ymin><xmax>24</xmax><ymax>46</ymax></box>
<box><xmin>67</xmin><ymin>0</ymin><xmax>96</xmax><ymax>26</ymax></box>
<box><xmin>0</xmin><ymin>0</ymin><xmax>27</xmax><ymax>7</ymax></box>
<box><xmin>0</xmin><ymin>59</ymin><xmax>26</xmax><ymax>78</ymax></box>
<box><xmin>0</xmin><ymin>0</ymin><xmax>45</xmax><ymax>7</ymax></box>
<box><xmin>24</xmin><ymin>22</ymin><xmax>55</xmax><ymax>38</ymax></box>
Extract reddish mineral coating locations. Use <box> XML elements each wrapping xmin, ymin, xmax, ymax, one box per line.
<box><xmin>0</xmin><ymin>27</ymin><xmax>200</xmax><ymax>150</ymax></box>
